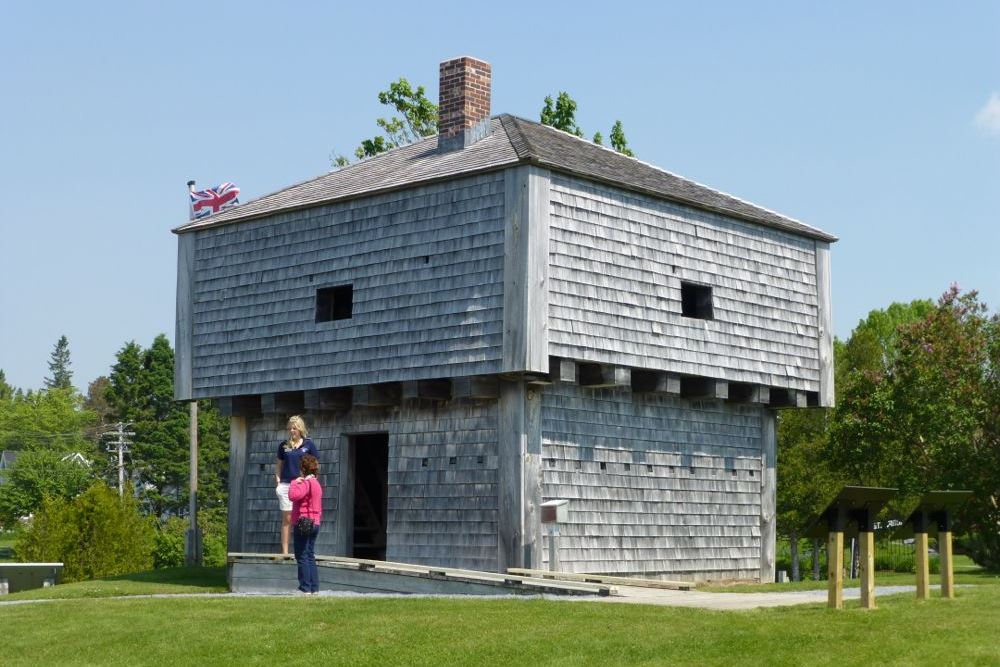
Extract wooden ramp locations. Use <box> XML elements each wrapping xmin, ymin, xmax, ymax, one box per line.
<box><xmin>229</xmin><ymin>553</ymin><xmax>617</xmax><ymax>597</ymax></box>
<box><xmin>507</xmin><ymin>568</ymin><xmax>693</xmax><ymax>591</ymax></box>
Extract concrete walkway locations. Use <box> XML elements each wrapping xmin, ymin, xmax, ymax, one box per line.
<box><xmin>0</xmin><ymin>584</ymin><xmax>941</xmax><ymax>611</ymax></box>
<box><xmin>585</xmin><ymin>584</ymin><xmax>935</xmax><ymax>610</ymax></box>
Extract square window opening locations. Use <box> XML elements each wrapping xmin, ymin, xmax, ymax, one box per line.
<box><xmin>316</xmin><ymin>284</ymin><xmax>353</xmax><ymax>322</ymax></box>
<box><xmin>681</xmin><ymin>282</ymin><xmax>713</xmax><ymax>320</ymax></box>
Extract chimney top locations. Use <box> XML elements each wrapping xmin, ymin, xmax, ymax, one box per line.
<box><xmin>438</xmin><ymin>56</ymin><xmax>492</xmax><ymax>152</ymax></box>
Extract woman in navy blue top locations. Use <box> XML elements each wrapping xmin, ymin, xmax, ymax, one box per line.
<box><xmin>275</xmin><ymin>415</ymin><xmax>318</xmax><ymax>555</ymax></box>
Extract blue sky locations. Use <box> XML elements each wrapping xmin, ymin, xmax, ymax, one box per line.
<box><xmin>1</xmin><ymin>2</ymin><xmax>997</xmax><ymax>393</ymax></box>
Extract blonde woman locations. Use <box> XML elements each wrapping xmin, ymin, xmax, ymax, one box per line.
<box><xmin>275</xmin><ymin>415</ymin><xmax>317</xmax><ymax>555</ymax></box>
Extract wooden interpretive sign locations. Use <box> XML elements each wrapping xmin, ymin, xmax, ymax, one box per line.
<box><xmin>894</xmin><ymin>491</ymin><xmax>972</xmax><ymax>600</ymax></box>
<box><xmin>806</xmin><ymin>486</ymin><xmax>897</xmax><ymax>609</ymax></box>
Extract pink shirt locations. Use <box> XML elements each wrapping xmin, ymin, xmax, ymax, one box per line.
<box><xmin>288</xmin><ymin>476</ymin><xmax>322</xmax><ymax>526</ymax></box>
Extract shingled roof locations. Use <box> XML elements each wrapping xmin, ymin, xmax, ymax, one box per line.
<box><xmin>175</xmin><ymin>114</ymin><xmax>837</xmax><ymax>242</ymax></box>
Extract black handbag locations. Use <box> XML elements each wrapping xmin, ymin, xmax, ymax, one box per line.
<box><xmin>295</xmin><ymin>516</ymin><xmax>315</xmax><ymax>536</ymax></box>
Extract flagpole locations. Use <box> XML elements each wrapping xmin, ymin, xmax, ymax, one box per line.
<box><xmin>185</xmin><ymin>179</ymin><xmax>202</xmax><ymax>567</ymax></box>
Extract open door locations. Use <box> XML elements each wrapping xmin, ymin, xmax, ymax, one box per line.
<box><xmin>350</xmin><ymin>433</ymin><xmax>388</xmax><ymax>560</ymax></box>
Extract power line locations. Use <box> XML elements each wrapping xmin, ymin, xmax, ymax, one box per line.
<box><xmin>101</xmin><ymin>422</ymin><xmax>134</xmax><ymax>497</ymax></box>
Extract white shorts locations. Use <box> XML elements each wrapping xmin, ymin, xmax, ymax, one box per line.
<box><xmin>275</xmin><ymin>483</ymin><xmax>292</xmax><ymax>512</ymax></box>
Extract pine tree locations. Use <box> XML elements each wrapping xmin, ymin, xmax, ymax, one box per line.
<box><xmin>44</xmin><ymin>335</ymin><xmax>73</xmax><ymax>390</ymax></box>
<box><xmin>106</xmin><ymin>335</ymin><xmax>229</xmax><ymax>516</ymax></box>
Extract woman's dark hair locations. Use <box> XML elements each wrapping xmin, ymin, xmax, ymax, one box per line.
<box><xmin>300</xmin><ymin>454</ymin><xmax>319</xmax><ymax>477</ymax></box>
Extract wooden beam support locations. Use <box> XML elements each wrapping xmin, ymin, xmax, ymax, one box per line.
<box><xmin>680</xmin><ymin>377</ymin><xmax>728</xmax><ymax>400</ymax></box>
<box><xmin>859</xmin><ymin>530</ymin><xmax>876</xmax><ymax>609</ymax></box>
<box><xmin>726</xmin><ymin>382</ymin><xmax>767</xmax><ymax>404</ymax></box>
<box><xmin>578</xmin><ymin>364</ymin><xmax>630</xmax><ymax>389</ymax></box>
<box><xmin>631</xmin><ymin>370</ymin><xmax>681</xmax><ymax>395</ymax></box>
<box><xmin>215</xmin><ymin>395</ymin><xmax>261</xmax><ymax>418</ymax></box>
<box><xmin>768</xmin><ymin>388</ymin><xmax>807</xmax><ymax>409</ymax></box>
<box><xmin>915</xmin><ymin>531</ymin><xmax>930</xmax><ymax>600</ymax></box>
<box><xmin>260</xmin><ymin>391</ymin><xmax>305</xmax><ymax>416</ymax></box>
<box><xmin>303</xmin><ymin>388</ymin><xmax>352</xmax><ymax>412</ymax></box>
<box><xmin>549</xmin><ymin>357</ymin><xmax>578</xmax><ymax>384</ymax></box>
<box><xmin>940</xmin><ymin>530</ymin><xmax>955</xmax><ymax>598</ymax></box>
<box><xmin>452</xmin><ymin>376</ymin><xmax>500</xmax><ymax>400</ymax></box>
<box><xmin>827</xmin><ymin>531</ymin><xmax>844</xmax><ymax>609</ymax></box>
<box><xmin>352</xmin><ymin>383</ymin><xmax>402</xmax><ymax>407</ymax></box>
<box><xmin>401</xmin><ymin>379</ymin><xmax>452</xmax><ymax>403</ymax></box>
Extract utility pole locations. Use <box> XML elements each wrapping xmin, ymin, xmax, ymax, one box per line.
<box><xmin>102</xmin><ymin>422</ymin><xmax>134</xmax><ymax>497</ymax></box>
<box><xmin>185</xmin><ymin>401</ymin><xmax>202</xmax><ymax>566</ymax></box>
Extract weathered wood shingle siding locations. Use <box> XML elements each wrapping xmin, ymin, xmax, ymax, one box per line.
<box><xmin>540</xmin><ymin>383</ymin><xmax>763</xmax><ymax>579</ymax></box>
<box><xmin>548</xmin><ymin>174</ymin><xmax>820</xmax><ymax>391</ymax></box>
<box><xmin>189</xmin><ymin>173</ymin><xmax>506</xmax><ymax>398</ymax></box>
<box><xmin>239</xmin><ymin>402</ymin><xmax>500</xmax><ymax>572</ymax></box>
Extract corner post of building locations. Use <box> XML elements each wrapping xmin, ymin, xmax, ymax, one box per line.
<box><xmin>175</xmin><ymin>230</ymin><xmax>201</xmax><ymax>566</ymax></box>
<box><xmin>815</xmin><ymin>241</ymin><xmax>835</xmax><ymax>407</ymax></box>
<box><xmin>857</xmin><ymin>507</ymin><xmax>876</xmax><ymax>609</ymax></box>
<box><xmin>759</xmin><ymin>410</ymin><xmax>777</xmax><ymax>583</ymax></box>
<box><xmin>499</xmin><ymin>163</ymin><xmax>550</xmax><ymax>573</ymax></box>
<box><xmin>227</xmin><ymin>415</ymin><xmax>248</xmax><ymax>554</ymax></box>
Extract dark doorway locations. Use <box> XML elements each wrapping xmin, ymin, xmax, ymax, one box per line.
<box><xmin>351</xmin><ymin>433</ymin><xmax>388</xmax><ymax>560</ymax></box>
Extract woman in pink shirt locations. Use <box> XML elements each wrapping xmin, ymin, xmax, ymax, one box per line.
<box><xmin>288</xmin><ymin>453</ymin><xmax>323</xmax><ymax>594</ymax></box>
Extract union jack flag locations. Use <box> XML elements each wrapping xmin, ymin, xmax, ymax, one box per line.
<box><xmin>189</xmin><ymin>182</ymin><xmax>240</xmax><ymax>219</ymax></box>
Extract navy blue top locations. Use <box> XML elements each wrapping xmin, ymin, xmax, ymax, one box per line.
<box><xmin>277</xmin><ymin>438</ymin><xmax>318</xmax><ymax>483</ymax></box>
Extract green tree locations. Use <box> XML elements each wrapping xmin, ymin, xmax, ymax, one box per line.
<box><xmin>776</xmin><ymin>407</ymin><xmax>842</xmax><ymax>580</ymax></box>
<box><xmin>0</xmin><ymin>370</ymin><xmax>14</xmax><ymax>403</ymax></box>
<box><xmin>829</xmin><ymin>288</ymin><xmax>1000</xmax><ymax>568</ymax></box>
<box><xmin>0</xmin><ymin>449</ymin><xmax>93</xmax><ymax>527</ymax></box>
<box><xmin>351</xmin><ymin>78</ymin><xmax>439</xmax><ymax>161</ymax></box>
<box><xmin>609</xmin><ymin>120</ymin><xmax>634</xmax><ymax>157</ymax></box>
<box><xmin>84</xmin><ymin>376</ymin><xmax>112</xmax><ymax>426</ymax></box>
<box><xmin>540</xmin><ymin>92</ymin><xmax>636</xmax><ymax>157</ymax></box>
<box><xmin>0</xmin><ymin>387</ymin><xmax>97</xmax><ymax>452</ymax></box>
<box><xmin>105</xmin><ymin>335</ymin><xmax>229</xmax><ymax>517</ymax></box>
<box><xmin>827</xmin><ymin>299</ymin><xmax>936</xmax><ymax>487</ymax></box>
<box><xmin>540</xmin><ymin>92</ymin><xmax>583</xmax><ymax>137</ymax></box>
<box><xmin>16</xmin><ymin>481</ymin><xmax>154</xmax><ymax>582</ymax></box>
<box><xmin>44</xmin><ymin>335</ymin><xmax>73</xmax><ymax>390</ymax></box>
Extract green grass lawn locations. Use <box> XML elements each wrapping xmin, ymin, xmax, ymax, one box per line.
<box><xmin>2</xmin><ymin>565</ymin><xmax>999</xmax><ymax>666</ymax></box>
<box><xmin>3</xmin><ymin>583</ymin><xmax>1000</xmax><ymax>666</ymax></box>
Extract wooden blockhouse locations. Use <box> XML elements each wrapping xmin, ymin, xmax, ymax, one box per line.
<box><xmin>174</xmin><ymin>57</ymin><xmax>836</xmax><ymax>582</ymax></box>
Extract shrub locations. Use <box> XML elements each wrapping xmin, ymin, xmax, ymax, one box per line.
<box><xmin>15</xmin><ymin>482</ymin><xmax>154</xmax><ymax>582</ymax></box>
<box><xmin>152</xmin><ymin>507</ymin><xmax>228</xmax><ymax>569</ymax></box>
<box><xmin>962</xmin><ymin>533</ymin><xmax>1000</xmax><ymax>571</ymax></box>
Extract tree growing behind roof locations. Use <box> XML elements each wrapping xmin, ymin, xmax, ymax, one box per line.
<box><xmin>44</xmin><ymin>335</ymin><xmax>73</xmax><ymax>391</ymax></box>
<box><xmin>332</xmin><ymin>78</ymin><xmax>439</xmax><ymax>167</ymax></box>
<box><xmin>331</xmin><ymin>80</ymin><xmax>638</xmax><ymax>166</ymax></box>
<box><xmin>540</xmin><ymin>91</ymin><xmax>635</xmax><ymax>157</ymax></box>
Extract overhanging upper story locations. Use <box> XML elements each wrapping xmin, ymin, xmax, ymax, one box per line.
<box><xmin>174</xmin><ymin>58</ymin><xmax>836</xmax><ymax>411</ymax></box>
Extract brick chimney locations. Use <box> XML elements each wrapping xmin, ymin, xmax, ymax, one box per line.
<box><xmin>438</xmin><ymin>56</ymin><xmax>492</xmax><ymax>152</ymax></box>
